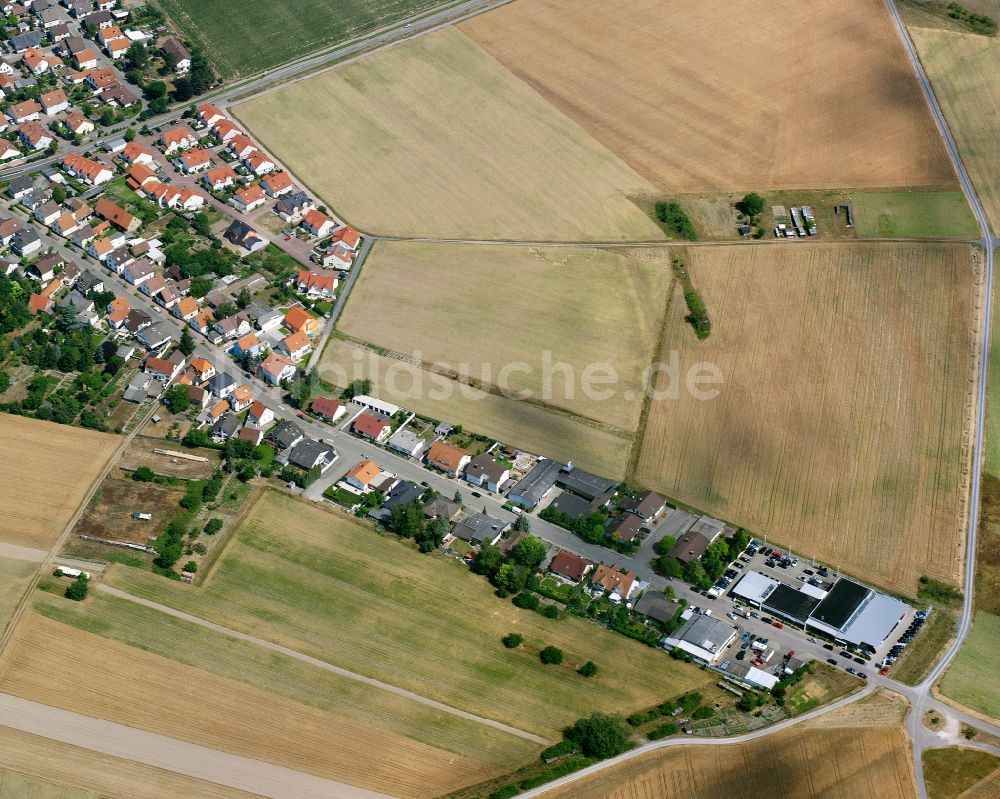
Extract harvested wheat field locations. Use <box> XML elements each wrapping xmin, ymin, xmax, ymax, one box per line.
<box><xmin>538</xmin><ymin>720</ymin><xmax>917</xmax><ymax>799</ymax></box>
<box><xmin>0</xmin><ymin>724</ymin><xmax>265</xmax><ymax>799</ymax></box>
<box><xmin>0</xmin><ymin>414</ymin><xmax>119</xmax><ymax>549</ymax></box>
<box><xmin>233</xmin><ymin>28</ymin><xmax>663</xmax><ymax>241</ymax></box>
<box><xmin>0</xmin><ymin>610</ymin><xmax>533</xmax><ymax>799</ymax></box>
<box><xmin>911</xmin><ymin>26</ymin><xmax>1000</xmax><ymax>232</ymax></box>
<box><xmin>336</xmin><ymin>241</ymin><xmax>672</xmax><ymax>431</ymax></box>
<box><xmin>636</xmin><ymin>243</ymin><xmax>977</xmax><ymax>595</ymax></box>
<box><xmin>105</xmin><ymin>491</ymin><xmax>713</xmax><ymax>741</ymax></box>
<box><xmin>462</xmin><ymin>0</ymin><xmax>954</xmax><ymax>193</ymax></box>
<box><xmin>0</xmin><ymin>556</ymin><xmax>36</xmax><ymax>635</ymax></box>
<box><xmin>318</xmin><ymin>339</ymin><xmax>633</xmax><ymax>477</ymax></box>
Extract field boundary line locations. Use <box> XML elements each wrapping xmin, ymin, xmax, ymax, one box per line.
<box><xmin>625</xmin><ymin>256</ymin><xmax>680</xmax><ymax>480</ymax></box>
<box><xmin>95</xmin><ymin>584</ymin><xmax>549</xmax><ymax>746</ymax></box>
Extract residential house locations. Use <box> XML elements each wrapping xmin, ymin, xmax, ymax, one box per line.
<box><xmin>386</xmin><ymin>427</ymin><xmax>424</xmax><ymax>458</ymax></box>
<box><xmin>622</xmin><ymin>490</ymin><xmax>666</xmax><ymax>523</ymax></box>
<box><xmin>125</xmin><ymin>162</ymin><xmax>157</xmax><ymax>191</ymax></box>
<box><xmin>549</xmin><ymin>550</ymin><xmax>595</xmax><ymax>584</ymax></box>
<box><xmin>0</xmin><ymin>217</ymin><xmax>21</xmax><ymax>246</ymax></box>
<box><xmin>269</xmin><ymin>420</ymin><xmax>304</xmax><ymax>450</ymax></box>
<box><xmin>588</xmin><ymin>564</ymin><xmax>637</xmax><ymax>603</ymax></box>
<box><xmin>104</xmin><ymin>245</ymin><xmax>133</xmax><ymax>274</ymax></box>
<box><xmin>230</xmin><ymin>183</ymin><xmax>265</xmax><ymax>213</ymax></box>
<box><xmin>160</xmin><ymin>124</ymin><xmax>196</xmax><ymax>154</ymax></box>
<box><xmin>274</xmin><ymin>190</ymin><xmax>313</xmax><ymax>222</ymax></box>
<box><xmin>105</xmin><ymin>295</ymin><xmax>129</xmax><ymax>328</ymax></box>
<box><xmin>139</xmin><ymin>272</ymin><xmax>166</xmax><ymax>298</ymax></box>
<box><xmin>123</xmin><ymin>308</ymin><xmax>151</xmax><ymax>334</ymax></box>
<box><xmin>122</xmin><ymin>258</ymin><xmax>155</xmax><ymax>287</ymax></box>
<box><xmin>62</xmin><ymin>153</ymin><xmax>112</xmax><ymax>185</ymax></box>
<box><xmin>277</xmin><ymin>330</ymin><xmax>310</xmax><ymax>361</ymax></box>
<box><xmin>0</xmin><ymin>138</ymin><xmax>19</xmax><ymax>160</ymax></box>
<box><xmin>207</xmin><ymin>371</ymin><xmax>238</xmax><ymax>399</ymax></box>
<box><xmin>206</xmin><ymin>399</ymin><xmax>229</xmax><ymax>423</ymax></box>
<box><xmin>196</xmin><ymin>102</ymin><xmax>224</xmax><ymax>127</ymax></box>
<box><xmin>136</xmin><ymin>321</ymin><xmax>175</xmax><ymax>352</ymax></box>
<box><xmin>260</xmin><ymin>170</ymin><xmax>293</xmax><ymax>197</ymax></box>
<box><xmin>606</xmin><ymin>514</ymin><xmax>643</xmax><ymax>544</ymax></box>
<box><xmin>51</xmin><ymin>210</ymin><xmax>80</xmax><ymax>237</ymax></box>
<box><xmin>95</xmin><ymin>197</ymin><xmax>139</xmax><ymax>231</ymax></box>
<box><xmin>213</xmin><ymin>414</ymin><xmax>241</xmax><ymax>442</ymax></box>
<box><xmin>160</xmin><ymin>38</ymin><xmax>190</xmax><ymax>73</ymax></box>
<box><xmin>227</xmin><ymin>133</ymin><xmax>256</xmax><ymax>160</ymax></box>
<box><xmin>21</xmin><ymin>47</ymin><xmax>49</xmax><ymax>75</ymax></box>
<box><xmin>76</xmin><ymin>271</ymin><xmax>103</xmax><ymax>295</ymax></box>
<box><xmin>213</xmin><ymin>312</ymin><xmax>252</xmax><ymax>340</ymax></box>
<box><xmin>38</xmin><ymin>87</ymin><xmax>68</xmax><ymax>115</ymax></box>
<box><xmin>233</xmin><ymin>331</ymin><xmax>263</xmax><ymax>358</ymax></box>
<box><xmin>227</xmin><ymin>383</ymin><xmax>254</xmax><ymax>412</ymax></box>
<box><xmin>202</xmin><ymin>164</ymin><xmax>237</xmax><ymax>191</ymax></box>
<box><xmin>187</xmin><ymin>356</ymin><xmax>215</xmax><ymax>383</ymax></box>
<box><xmin>237</xmin><ymin>424</ymin><xmax>263</xmax><ymax>446</ymax></box>
<box><xmin>58</xmin><ymin>291</ymin><xmax>96</xmax><ymax>325</ymax></box>
<box><xmin>172</xmin><ymin>295</ymin><xmax>199</xmax><ymax>322</ymax></box>
<box><xmin>144</xmin><ymin>354</ymin><xmax>183</xmax><ymax>383</ymax></box>
<box><xmin>178</xmin><ymin>148</ymin><xmax>211</xmax><ymax>174</ymax></box>
<box><xmin>10</xmin><ymin>227</ymin><xmax>40</xmax><ymax>256</ymax></box>
<box><xmin>7</xmin><ymin>30</ymin><xmax>44</xmax><ymax>52</ymax></box>
<box><xmin>288</xmin><ymin>439</ymin><xmax>336</xmax><ymax>473</ymax></box>
<box><xmin>309</xmin><ymin>395</ymin><xmax>345</xmax><ymax>423</ymax></box>
<box><xmin>187</xmin><ymin>384</ymin><xmax>210</xmax><ymax>410</ymax></box>
<box><xmin>27</xmin><ymin>253</ymin><xmax>60</xmax><ymax>280</ymax></box>
<box><xmin>283</xmin><ymin>306</ymin><xmax>319</xmax><ymax>337</ymax></box>
<box><xmin>16</xmin><ymin>120</ymin><xmax>51</xmax><ymax>150</ymax></box>
<box><xmin>316</xmin><ymin>243</ymin><xmax>354</xmax><ymax>270</ymax></box>
<box><xmin>121</xmin><ymin>140</ymin><xmax>155</xmax><ymax>166</ymax></box>
<box><xmin>451</xmin><ymin>512</ymin><xmax>509</xmax><ymax>547</ymax></box>
<box><xmin>464</xmin><ymin>454</ymin><xmax>511</xmax><ymax>493</ymax></box>
<box><xmin>258</xmin><ymin>351</ymin><xmax>295</xmax><ymax>385</ymax></box>
<box><xmin>425</xmin><ymin>441</ymin><xmax>471</xmax><ymax>477</ymax></box>
<box><xmin>422</xmin><ymin>496</ymin><xmax>462</xmax><ymax>522</ymax></box>
<box><xmin>293</xmin><ymin>269</ymin><xmax>337</xmax><ymax>299</ymax></box>
<box><xmin>223</xmin><ymin>219</ymin><xmax>268</xmax><ymax>252</ymax></box>
<box><xmin>72</xmin><ymin>47</ymin><xmax>97</xmax><ymax>69</ymax></box>
<box><xmin>352</xmin><ymin>412</ymin><xmax>391</xmax><ymax>442</ymax></box>
<box><xmin>33</xmin><ymin>199</ymin><xmax>61</xmax><ymax>226</ymax></box>
<box><xmin>6</xmin><ymin>98</ymin><xmax>40</xmax><ymax>123</ymax></box>
<box><xmin>632</xmin><ymin>593</ymin><xmax>681</xmax><ymax>625</ymax></box>
<box><xmin>343</xmin><ymin>459</ymin><xmax>380</xmax><ymax>492</ymax></box>
<box><xmin>243</xmin><ymin>150</ymin><xmax>275</xmax><ymax>176</ymax></box>
<box><xmin>64</xmin><ymin>111</ymin><xmax>93</xmax><ymax>137</ymax></box>
<box><xmin>211</xmin><ymin>118</ymin><xmax>241</xmax><ymax>143</ymax></box>
<box><xmin>301</xmin><ymin>209</ymin><xmax>336</xmax><ymax>238</ymax></box>
<box><xmin>245</xmin><ymin>399</ymin><xmax>274</xmax><ymax>428</ymax></box>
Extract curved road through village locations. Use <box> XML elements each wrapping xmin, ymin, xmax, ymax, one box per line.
<box><xmin>0</xmin><ymin>1</ymin><xmax>996</xmax><ymax>797</ymax></box>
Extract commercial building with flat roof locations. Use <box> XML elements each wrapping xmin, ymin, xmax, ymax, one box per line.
<box><xmin>732</xmin><ymin>571</ymin><xmax>779</xmax><ymax>604</ymax></box>
<box><xmin>763</xmin><ymin>583</ymin><xmax>820</xmax><ymax>625</ymax></box>
<box><xmin>806</xmin><ymin>577</ymin><xmax>909</xmax><ymax>649</ymax></box>
<box><xmin>508</xmin><ymin>458</ymin><xmax>563</xmax><ymax>508</ymax></box>
<box><xmin>664</xmin><ymin>614</ymin><xmax>738</xmax><ymax>664</ymax></box>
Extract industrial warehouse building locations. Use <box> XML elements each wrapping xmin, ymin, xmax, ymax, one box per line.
<box><xmin>664</xmin><ymin>613</ymin><xmax>738</xmax><ymax>664</ymax></box>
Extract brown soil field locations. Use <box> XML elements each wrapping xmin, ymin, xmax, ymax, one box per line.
<box><xmin>461</xmin><ymin>0</ymin><xmax>955</xmax><ymax>193</ymax></box>
<box><xmin>0</xmin><ymin>612</ymin><xmax>524</xmax><ymax>799</ymax></box>
<box><xmin>538</xmin><ymin>725</ymin><xmax>917</xmax><ymax>799</ymax></box>
<box><xmin>0</xmin><ymin>725</ymin><xmax>264</xmax><ymax>799</ymax></box>
<box><xmin>336</xmin><ymin>241</ymin><xmax>673</xmax><ymax>432</ymax></box>
<box><xmin>0</xmin><ymin>414</ymin><xmax>120</xmax><ymax>549</ymax></box>
<box><xmin>924</xmin><ymin>748</ymin><xmax>1000</xmax><ymax>799</ymax></box>
<box><xmin>233</xmin><ymin>28</ymin><xmax>663</xmax><ymax>241</ymax></box>
<box><xmin>635</xmin><ymin>243</ymin><xmax>977</xmax><ymax>596</ymax></box>
<box><xmin>959</xmin><ymin>771</ymin><xmax>1000</xmax><ymax>799</ymax></box>
<box><xmin>117</xmin><ymin>436</ymin><xmax>221</xmax><ymax>480</ymax></box>
<box><xmin>73</xmin><ymin>472</ymin><xmax>184</xmax><ymax>545</ymax></box>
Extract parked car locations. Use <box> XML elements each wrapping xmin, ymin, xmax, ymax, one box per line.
<box><xmin>827</xmin><ymin>658</ymin><xmax>838</xmax><ymax>666</ymax></box>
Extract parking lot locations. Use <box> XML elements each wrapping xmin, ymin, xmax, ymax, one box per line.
<box><xmin>668</xmin><ymin>539</ymin><xmax>926</xmax><ymax>683</ymax></box>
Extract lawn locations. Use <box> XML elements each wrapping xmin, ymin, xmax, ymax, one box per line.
<box><xmin>154</xmin><ymin>0</ymin><xmax>445</xmax><ymax>79</ymax></box>
<box><xmin>923</xmin><ymin>747</ymin><xmax>1000</xmax><ymax>799</ymax></box>
<box><xmin>336</xmin><ymin>241</ymin><xmax>673</xmax><ymax>431</ymax></box>
<box><xmin>636</xmin><ymin>242</ymin><xmax>977</xmax><ymax>596</ymax></box>
<box><xmin>852</xmin><ymin>190</ymin><xmax>979</xmax><ymax>238</ymax></box>
<box><xmin>233</xmin><ymin>28</ymin><xmax>663</xmax><ymax>241</ymax></box>
<box><xmin>940</xmin><ymin>611</ymin><xmax>1000</xmax><ymax>718</ymax></box>
<box><xmin>4</xmin><ymin>591</ymin><xmax>533</xmax><ymax>798</ymax></box>
<box><xmin>105</xmin><ymin>490</ymin><xmax>713</xmax><ymax>740</ymax></box>
<box><xmin>911</xmin><ymin>26</ymin><xmax>1000</xmax><ymax>231</ymax></box>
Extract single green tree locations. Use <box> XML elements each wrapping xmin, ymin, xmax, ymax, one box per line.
<box><xmin>502</xmin><ymin>632</ymin><xmax>523</xmax><ymax>649</ymax></box>
<box><xmin>578</xmin><ymin>660</ymin><xmax>599</xmax><ymax>678</ymax></box>
<box><xmin>64</xmin><ymin>573</ymin><xmax>89</xmax><ymax>601</ymax></box>
<box><xmin>564</xmin><ymin>712</ymin><xmax>631</xmax><ymax>759</ymax></box>
<box><xmin>539</xmin><ymin>645</ymin><xmax>564</xmax><ymax>665</ymax></box>
<box><xmin>178</xmin><ymin>328</ymin><xmax>195</xmax><ymax>356</ymax></box>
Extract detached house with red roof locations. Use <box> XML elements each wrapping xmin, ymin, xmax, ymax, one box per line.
<box><xmin>39</xmin><ymin>88</ymin><xmax>69</xmax><ymax>116</ymax></box>
<box><xmin>261</xmin><ymin>171</ymin><xmax>293</xmax><ymax>197</ymax></box>
<box><xmin>244</xmin><ymin>150</ymin><xmax>275</xmax><ymax>176</ymax></box>
<box><xmin>159</xmin><ymin>125</ymin><xmax>197</xmax><ymax>155</ymax></box>
<box><xmin>145</xmin><ymin>354</ymin><xmax>184</xmax><ymax>383</ymax></box>
<box><xmin>228</xmin><ymin>383</ymin><xmax>254</xmax><ymax>412</ymax></box>
<box><xmin>211</xmin><ymin>118</ymin><xmax>241</xmax><ymax>143</ymax></box>
<box><xmin>121</xmin><ymin>140</ymin><xmax>155</xmax><ymax>167</ymax></box>
<box><xmin>7</xmin><ymin>99</ymin><xmax>41</xmax><ymax>124</ymax></box>
<box><xmin>588</xmin><ymin>564</ymin><xmax>637</xmax><ymax>603</ymax></box>
<box><xmin>227</xmin><ymin>133</ymin><xmax>256</xmax><ymax>160</ymax></box>
<box><xmin>278</xmin><ymin>330</ymin><xmax>311</xmax><ymax>362</ymax></box>
<box><xmin>352</xmin><ymin>412</ymin><xmax>392</xmax><ymax>443</ymax></box>
<box><xmin>196</xmin><ymin>102</ymin><xmax>224</xmax><ymax>127</ymax></box>
<box><xmin>310</xmin><ymin>396</ymin><xmax>345</xmax><ymax>423</ymax></box>
<box><xmin>203</xmin><ymin>164</ymin><xmax>237</xmax><ymax>191</ymax></box>
<box><xmin>18</xmin><ymin>120</ymin><xmax>52</xmax><ymax>150</ymax></box>
<box><xmin>426</xmin><ymin>441</ymin><xmax>471</xmax><ymax>477</ymax></box>
<box><xmin>231</xmin><ymin>183</ymin><xmax>265</xmax><ymax>213</ymax></box>
<box><xmin>64</xmin><ymin>112</ymin><xmax>94</xmax><ymax>137</ymax></box>
<box><xmin>233</xmin><ymin>331</ymin><xmax>263</xmax><ymax>359</ymax></box>
<box><xmin>0</xmin><ymin>139</ymin><xmax>19</xmax><ymax>161</ymax></box>
<box><xmin>72</xmin><ymin>48</ymin><xmax>98</xmax><ymax>70</ymax></box>
<box><xmin>178</xmin><ymin>148</ymin><xmax>211</xmax><ymax>174</ymax></box>
<box><xmin>301</xmin><ymin>209</ymin><xmax>336</xmax><ymax>238</ymax></box>
<box><xmin>293</xmin><ymin>269</ymin><xmax>337</xmax><ymax>299</ymax></box>
<box><xmin>258</xmin><ymin>351</ymin><xmax>296</xmax><ymax>386</ymax></box>
<box><xmin>246</xmin><ymin>400</ymin><xmax>274</xmax><ymax>428</ymax></box>
<box><xmin>95</xmin><ymin>197</ymin><xmax>139</xmax><ymax>232</ymax></box>
<box><xmin>283</xmin><ymin>306</ymin><xmax>319</xmax><ymax>337</ymax></box>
